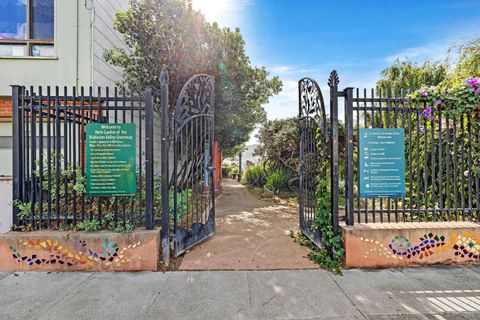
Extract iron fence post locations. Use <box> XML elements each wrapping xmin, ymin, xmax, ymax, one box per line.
<box><xmin>328</xmin><ymin>71</ymin><xmax>340</xmax><ymax>235</ymax></box>
<box><xmin>145</xmin><ymin>87</ymin><xmax>154</xmax><ymax>230</ymax></box>
<box><xmin>238</xmin><ymin>152</ymin><xmax>242</xmax><ymax>181</ymax></box>
<box><xmin>344</xmin><ymin>87</ymin><xmax>355</xmax><ymax>226</ymax></box>
<box><xmin>11</xmin><ymin>85</ymin><xmax>23</xmax><ymax>227</ymax></box>
<box><xmin>160</xmin><ymin>69</ymin><xmax>170</xmax><ymax>266</ymax></box>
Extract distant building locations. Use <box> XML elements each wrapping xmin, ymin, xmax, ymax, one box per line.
<box><xmin>0</xmin><ymin>0</ymin><xmax>128</xmax><ymax>232</ymax></box>
<box><xmin>0</xmin><ymin>0</ymin><xmax>128</xmax><ymax>175</ymax></box>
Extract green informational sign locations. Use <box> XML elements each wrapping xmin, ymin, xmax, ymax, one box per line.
<box><xmin>86</xmin><ymin>123</ymin><xmax>136</xmax><ymax>196</ymax></box>
<box><xmin>359</xmin><ymin>128</ymin><xmax>406</xmax><ymax>198</ymax></box>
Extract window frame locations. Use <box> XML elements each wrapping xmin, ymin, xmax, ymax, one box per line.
<box><xmin>0</xmin><ymin>0</ymin><xmax>55</xmax><ymax>57</ymax></box>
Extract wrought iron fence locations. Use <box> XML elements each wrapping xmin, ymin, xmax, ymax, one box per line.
<box><xmin>343</xmin><ymin>86</ymin><xmax>480</xmax><ymax>225</ymax></box>
<box><xmin>11</xmin><ymin>86</ymin><xmax>155</xmax><ymax>230</ymax></box>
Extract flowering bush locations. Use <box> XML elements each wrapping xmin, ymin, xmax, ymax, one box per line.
<box><xmin>412</xmin><ymin>77</ymin><xmax>480</xmax><ymax>117</ymax></box>
<box><xmin>412</xmin><ymin>76</ymin><xmax>480</xmax><ymax>179</ymax></box>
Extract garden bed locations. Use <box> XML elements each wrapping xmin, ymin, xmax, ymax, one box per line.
<box><xmin>0</xmin><ymin>228</ymin><xmax>160</xmax><ymax>272</ymax></box>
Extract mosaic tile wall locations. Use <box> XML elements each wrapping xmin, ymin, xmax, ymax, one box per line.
<box><xmin>360</xmin><ymin>232</ymin><xmax>480</xmax><ymax>261</ymax></box>
<box><xmin>9</xmin><ymin>238</ymin><xmax>144</xmax><ymax>268</ymax></box>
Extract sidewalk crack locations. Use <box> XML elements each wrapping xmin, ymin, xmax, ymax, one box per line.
<box><xmin>43</xmin><ymin>273</ymin><xmax>93</xmax><ymax>311</ymax></box>
<box><xmin>0</xmin><ymin>272</ymin><xmax>12</xmax><ymax>282</ymax></box>
<box><xmin>327</xmin><ymin>272</ymin><xmax>368</xmax><ymax>320</ymax></box>
<box><xmin>144</xmin><ymin>272</ymin><xmax>172</xmax><ymax>315</ymax></box>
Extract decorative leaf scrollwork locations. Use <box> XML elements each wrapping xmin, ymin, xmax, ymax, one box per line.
<box><xmin>299</xmin><ymin>77</ymin><xmax>326</xmax><ymax>121</ymax></box>
<box><xmin>174</xmin><ymin>74</ymin><xmax>215</xmax><ymax>128</ymax></box>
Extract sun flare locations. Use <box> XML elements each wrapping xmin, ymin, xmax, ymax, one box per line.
<box><xmin>192</xmin><ymin>0</ymin><xmax>229</xmax><ymax>21</ymax></box>
<box><xmin>191</xmin><ymin>0</ymin><xmax>242</xmax><ymax>26</ymax></box>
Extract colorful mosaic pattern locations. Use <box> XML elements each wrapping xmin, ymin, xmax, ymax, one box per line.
<box><xmin>362</xmin><ymin>232</ymin><xmax>479</xmax><ymax>261</ymax></box>
<box><xmin>361</xmin><ymin>236</ymin><xmax>402</xmax><ymax>260</ymax></box>
<box><xmin>389</xmin><ymin>233</ymin><xmax>446</xmax><ymax>259</ymax></box>
<box><xmin>10</xmin><ymin>238</ymin><xmax>144</xmax><ymax>268</ymax></box>
<box><xmin>451</xmin><ymin>232</ymin><xmax>480</xmax><ymax>260</ymax></box>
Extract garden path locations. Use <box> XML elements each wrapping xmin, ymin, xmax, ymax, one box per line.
<box><xmin>179</xmin><ymin>179</ymin><xmax>318</xmax><ymax>270</ymax></box>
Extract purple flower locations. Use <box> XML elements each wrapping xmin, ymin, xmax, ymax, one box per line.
<box><xmin>421</xmin><ymin>89</ymin><xmax>429</xmax><ymax>96</ymax></box>
<box><xmin>422</xmin><ymin>106</ymin><xmax>432</xmax><ymax>117</ymax></box>
<box><xmin>420</xmin><ymin>125</ymin><xmax>425</xmax><ymax>133</ymax></box>
<box><xmin>428</xmin><ymin>115</ymin><xmax>435</xmax><ymax>121</ymax></box>
<box><xmin>466</xmin><ymin>77</ymin><xmax>479</xmax><ymax>87</ymax></box>
<box><xmin>435</xmin><ymin>99</ymin><xmax>442</xmax><ymax>105</ymax></box>
<box><xmin>475</xmin><ymin>88</ymin><xmax>480</xmax><ymax>94</ymax></box>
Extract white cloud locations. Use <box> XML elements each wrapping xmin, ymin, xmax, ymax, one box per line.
<box><xmin>270</xmin><ymin>65</ymin><xmax>323</xmax><ymax>75</ymax></box>
<box><xmin>384</xmin><ymin>32</ymin><xmax>477</xmax><ymax>64</ymax></box>
<box><xmin>385</xmin><ymin>42</ymin><xmax>451</xmax><ymax>64</ymax></box>
<box><xmin>264</xmin><ymin>79</ymin><xmax>298</xmax><ymax>120</ymax></box>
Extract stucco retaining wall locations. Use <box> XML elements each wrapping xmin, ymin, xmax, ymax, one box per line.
<box><xmin>0</xmin><ymin>228</ymin><xmax>160</xmax><ymax>272</ymax></box>
<box><xmin>0</xmin><ymin>177</ymin><xmax>12</xmax><ymax>233</ymax></box>
<box><xmin>343</xmin><ymin>222</ymin><xmax>480</xmax><ymax>268</ymax></box>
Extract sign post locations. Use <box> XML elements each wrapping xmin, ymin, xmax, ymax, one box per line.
<box><xmin>86</xmin><ymin>123</ymin><xmax>136</xmax><ymax>196</ymax></box>
<box><xmin>359</xmin><ymin>128</ymin><xmax>406</xmax><ymax>198</ymax></box>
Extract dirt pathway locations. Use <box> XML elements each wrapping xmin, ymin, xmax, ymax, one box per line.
<box><xmin>179</xmin><ymin>179</ymin><xmax>318</xmax><ymax>270</ymax></box>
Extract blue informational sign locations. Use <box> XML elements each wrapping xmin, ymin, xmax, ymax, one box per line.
<box><xmin>359</xmin><ymin>128</ymin><xmax>406</xmax><ymax>198</ymax></box>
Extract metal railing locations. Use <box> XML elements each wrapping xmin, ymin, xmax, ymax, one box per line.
<box><xmin>342</xmin><ymin>86</ymin><xmax>479</xmax><ymax>225</ymax></box>
<box><xmin>12</xmin><ymin>86</ymin><xmax>155</xmax><ymax>230</ymax></box>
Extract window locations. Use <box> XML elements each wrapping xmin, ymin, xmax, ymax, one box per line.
<box><xmin>0</xmin><ymin>0</ymin><xmax>54</xmax><ymax>57</ymax></box>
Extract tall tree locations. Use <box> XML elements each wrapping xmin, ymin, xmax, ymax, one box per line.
<box><xmin>104</xmin><ymin>0</ymin><xmax>282</xmax><ymax>157</ymax></box>
<box><xmin>376</xmin><ymin>59</ymin><xmax>448</xmax><ymax>95</ymax></box>
<box><xmin>254</xmin><ymin>117</ymin><xmax>299</xmax><ymax>174</ymax></box>
<box><xmin>447</xmin><ymin>37</ymin><xmax>480</xmax><ymax>85</ymax></box>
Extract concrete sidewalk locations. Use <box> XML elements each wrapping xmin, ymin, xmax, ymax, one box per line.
<box><xmin>1</xmin><ymin>266</ymin><xmax>480</xmax><ymax>320</ymax></box>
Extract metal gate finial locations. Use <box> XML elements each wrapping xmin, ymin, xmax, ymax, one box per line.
<box><xmin>160</xmin><ymin>68</ymin><xmax>169</xmax><ymax>85</ymax></box>
<box><xmin>328</xmin><ymin>70</ymin><xmax>339</xmax><ymax>87</ymax></box>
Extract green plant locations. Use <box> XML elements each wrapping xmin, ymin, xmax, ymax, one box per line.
<box><xmin>10</xmin><ymin>200</ymin><xmax>35</xmax><ymax>220</ymax></box>
<box><xmin>34</xmin><ymin>152</ymin><xmax>86</xmax><ymax>199</ymax></box>
<box><xmin>103</xmin><ymin>213</ymin><xmax>135</xmax><ymax>233</ymax></box>
<box><xmin>76</xmin><ymin>220</ymin><xmax>101</xmax><ymax>232</ymax></box>
<box><xmin>221</xmin><ymin>163</ymin><xmax>239</xmax><ymax>178</ymax></box>
<box><xmin>168</xmin><ymin>188</ymin><xmax>193</xmax><ymax>221</ymax></box>
<box><xmin>308</xmin><ymin>160</ymin><xmax>344</xmax><ymax>274</ymax></box>
<box><xmin>242</xmin><ymin>164</ymin><xmax>266</xmax><ymax>187</ymax></box>
<box><xmin>265</xmin><ymin>169</ymin><xmax>291</xmax><ymax>194</ymax></box>
<box><xmin>12</xmin><ymin>154</ymin><xmax>148</xmax><ymax>231</ymax></box>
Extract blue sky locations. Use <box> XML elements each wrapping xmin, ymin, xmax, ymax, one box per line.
<box><xmin>192</xmin><ymin>0</ymin><xmax>480</xmax><ymax>142</ymax></box>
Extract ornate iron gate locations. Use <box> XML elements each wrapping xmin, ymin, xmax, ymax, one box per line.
<box><xmin>298</xmin><ymin>78</ymin><xmax>328</xmax><ymax>247</ymax></box>
<box><xmin>171</xmin><ymin>74</ymin><xmax>216</xmax><ymax>256</ymax></box>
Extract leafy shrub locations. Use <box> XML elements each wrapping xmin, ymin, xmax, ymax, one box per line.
<box><xmin>222</xmin><ymin>167</ymin><xmax>230</xmax><ymax>177</ymax></box>
<box><xmin>265</xmin><ymin>169</ymin><xmax>291</xmax><ymax>193</ymax></box>
<box><xmin>76</xmin><ymin>220</ymin><xmax>101</xmax><ymax>232</ymax></box>
<box><xmin>222</xmin><ymin>163</ymin><xmax>239</xmax><ymax>178</ymax></box>
<box><xmin>243</xmin><ymin>165</ymin><xmax>266</xmax><ymax>187</ymax></box>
